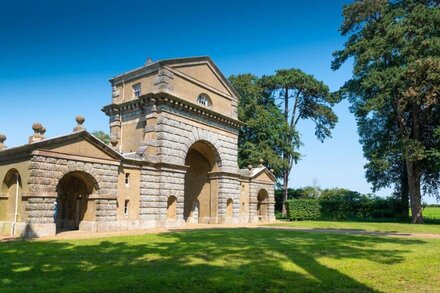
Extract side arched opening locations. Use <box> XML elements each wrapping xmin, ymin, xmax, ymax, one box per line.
<box><xmin>226</xmin><ymin>198</ymin><xmax>233</xmax><ymax>218</ymax></box>
<box><xmin>1</xmin><ymin>169</ymin><xmax>23</xmax><ymax>223</ymax></box>
<box><xmin>257</xmin><ymin>189</ymin><xmax>269</xmax><ymax>221</ymax></box>
<box><xmin>167</xmin><ymin>196</ymin><xmax>177</xmax><ymax>220</ymax></box>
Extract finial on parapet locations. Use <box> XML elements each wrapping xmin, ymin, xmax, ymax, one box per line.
<box><xmin>29</xmin><ymin>123</ymin><xmax>44</xmax><ymax>143</ymax></box>
<box><xmin>40</xmin><ymin>126</ymin><xmax>46</xmax><ymax>139</ymax></box>
<box><xmin>258</xmin><ymin>159</ymin><xmax>264</xmax><ymax>167</ymax></box>
<box><xmin>248</xmin><ymin>165</ymin><xmax>253</xmax><ymax>171</ymax></box>
<box><xmin>145</xmin><ymin>57</ymin><xmax>153</xmax><ymax>66</ymax></box>
<box><xmin>0</xmin><ymin>134</ymin><xmax>6</xmax><ymax>150</ymax></box>
<box><xmin>73</xmin><ymin>115</ymin><xmax>86</xmax><ymax>132</ymax></box>
<box><xmin>110</xmin><ymin>135</ymin><xmax>119</xmax><ymax>149</ymax></box>
<box><xmin>270</xmin><ymin>169</ymin><xmax>275</xmax><ymax>174</ymax></box>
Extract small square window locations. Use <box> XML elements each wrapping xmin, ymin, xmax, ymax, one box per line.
<box><xmin>124</xmin><ymin>200</ymin><xmax>129</xmax><ymax>216</ymax></box>
<box><xmin>133</xmin><ymin>83</ymin><xmax>141</xmax><ymax>98</ymax></box>
<box><xmin>125</xmin><ymin>173</ymin><xmax>130</xmax><ymax>186</ymax></box>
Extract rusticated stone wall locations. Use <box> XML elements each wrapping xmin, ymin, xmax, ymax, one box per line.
<box><xmin>139</xmin><ymin>167</ymin><xmax>186</xmax><ymax>222</ymax></box>
<box><xmin>249</xmin><ymin>182</ymin><xmax>275</xmax><ymax>223</ymax></box>
<box><xmin>144</xmin><ymin>107</ymin><xmax>239</xmax><ymax>173</ymax></box>
<box><xmin>26</xmin><ymin>155</ymin><xmax>119</xmax><ymax>223</ymax></box>
<box><xmin>217</xmin><ymin>176</ymin><xmax>240</xmax><ymax>222</ymax></box>
<box><xmin>28</xmin><ymin>155</ymin><xmax>118</xmax><ymax>195</ymax></box>
<box><xmin>96</xmin><ymin>199</ymin><xmax>117</xmax><ymax>222</ymax></box>
<box><xmin>26</xmin><ymin>197</ymin><xmax>57</xmax><ymax>224</ymax></box>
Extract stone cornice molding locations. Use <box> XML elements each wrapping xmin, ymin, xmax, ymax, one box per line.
<box><xmin>102</xmin><ymin>93</ymin><xmax>243</xmax><ymax>130</ymax></box>
<box><xmin>32</xmin><ymin>150</ymin><xmax>121</xmax><ymax>166</ymax></box>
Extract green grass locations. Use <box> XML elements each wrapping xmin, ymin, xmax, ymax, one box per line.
<box><xmin>1</xmin><ymin>228</ymin><xmax>440</xmax><ymax>292</ymax></box>
<box><xmin>269</xmin><ymin>220</ymin><xmax>440</xmax><ymax>234</ymax></box>
<box><xmin>422</xmin><ymin>207</ymin><xmax>440</xmax><ymax>219</ymax></box>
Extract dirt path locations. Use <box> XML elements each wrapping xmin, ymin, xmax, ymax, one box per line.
<box><xmin>2</xmin><ymin>222</ymin><xmax>440</xmax><ymax>242</ymax></box>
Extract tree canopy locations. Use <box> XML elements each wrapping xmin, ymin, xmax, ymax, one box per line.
<box><xmin>332</xmin><ymin>0</ymin><xmax>440</xmax><ymax>223</ymax></box>
<box><xmin>261</xmin><ymin>69</ymin><xmax>339</xmax><ymax>215</ymax></box>
<box><xmin>229</xmin><ymin>74</ymin><xmax>296</xmax><ymax>179</ymax></box>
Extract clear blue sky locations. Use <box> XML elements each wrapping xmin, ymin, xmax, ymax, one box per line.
<box><xmin>0</xmin><ymin>0</ymin><xmax>436</xmax><ymax>202</ymax></box>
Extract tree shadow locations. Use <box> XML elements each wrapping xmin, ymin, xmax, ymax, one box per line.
<box><xmin>0</xmin><ymin>228</ymin><xmax>428</xmax><ymax>292</ymax></box>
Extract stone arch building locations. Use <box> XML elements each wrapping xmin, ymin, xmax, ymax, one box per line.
<box><xmin>0</xmin><ymin>56</ymin><xmax>275</xmax><ymax>237</ymax></box>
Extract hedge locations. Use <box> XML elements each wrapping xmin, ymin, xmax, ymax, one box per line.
<box><xmin>285</xmin><ymin>199</ymin><xmax>321</xmax><ymax>220</ymax></box>
<box><xmin>284</xmin><ymin>194</ymin><xmax>403</xmax><ymax>221</ymax></box>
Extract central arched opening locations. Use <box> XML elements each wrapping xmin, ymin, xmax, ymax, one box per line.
<box><xmin>55</xmin><ymin>171</ymin><xmax>97</xmax><ymax>233</ymax></box>
<box><xmin>184</xmin><ymin>140</ymin><xmax>219</xmax><ymax>224</ymax></box>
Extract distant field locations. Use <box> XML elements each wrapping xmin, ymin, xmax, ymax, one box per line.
<box><xmin>269</xmin><ymin>220</ymin><xmax>440</xmax><ymax>234</ymax></box>
<box><xmin>423</xmin><ymin>207</ymin><xmax>440</xmax><ymax>219</ymax></box>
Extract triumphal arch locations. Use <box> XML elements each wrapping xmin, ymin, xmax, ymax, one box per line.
<box><xmin>0</xmin><ymin>57</ymin><xmax>275</xmax><ymax>237</ymax></box>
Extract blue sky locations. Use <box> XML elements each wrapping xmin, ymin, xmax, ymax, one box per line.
<box><xmin>1</xmin><ymin>0</ymin><xmax>436</xmax><ymax>202</ymax></box>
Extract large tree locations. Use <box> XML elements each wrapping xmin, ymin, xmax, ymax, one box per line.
<box><xmin>261</xmin><ymin>69</ymin><xmax>339</xmax><ymax>216</ymax></box>
<box><xmin>357</xmin><ymin>103</ymin><xmax>410</xmax><ymax>219</ymax></box>
<box><xmin>229</xmin><ymin>74</ymin><xmax>296</xmax><ymax>179</ymax></box>
<box><xmin>332</xmin><ymin>0</ymin><xmax>440</xmax><ymax>223</ymax></box>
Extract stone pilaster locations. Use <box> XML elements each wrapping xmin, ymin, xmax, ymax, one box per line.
<box><xmin>217</xmin><ymin>175</ymin><xmax>240</xmax><ymax>224</ymax></box>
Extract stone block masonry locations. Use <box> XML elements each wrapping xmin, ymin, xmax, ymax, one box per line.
<box><xmin>27</xmin><ymin>155</ymin><xmax>119</xmax><ymax>223</ymax></box>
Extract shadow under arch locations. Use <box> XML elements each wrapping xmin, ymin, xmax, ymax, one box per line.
<box><xmin>184</xmin><ymin>140</ymin><xmax>221</xmax><ymax>224</ymax></box>
<box><xmin>1</xmin><ymin>169</ymin><xmax>23</xmax><ymax>222</ymax></box>
<box><xmin>55</xmin><ymin>171</ymin><xmax>99</xmax><ymax>233</ymax></box>
<box><xmin>257</xmin><ymin>189</ymin><xmax>269</xmax><ymax>221</ymax></box>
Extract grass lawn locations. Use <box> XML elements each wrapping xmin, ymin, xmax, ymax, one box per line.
<box><xmin>1</xmin><ymin>228</ymin><xmax>440</xmax><ymax>292</ymax></box>
<box><xmin>422</xmin><ymin>207</ymin><xmax>440</xmax><ymax>220</ymax></box>
<box><xmin>269</xmin><ymin>220</ymin><xmax>440</xmax><ymax>234</ymax></box>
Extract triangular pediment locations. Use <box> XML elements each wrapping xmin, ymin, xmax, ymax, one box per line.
<box><xmin>160</xmin><ymin>57</ymin><xmax>239</xmax><ymax>100</ymax></box>
<box><xmin>169</xmin><ymin>62</ymin><xmax>233</xmax><ymax>97</ymax></box>
<box><xmin>44</xmin><ymin>134</ymin><xmax>119</xmax><ymax>161</ymax></box>
<box><xmin>249</xmin><ymin>167</ymin><xmax>276</xmax><ymax>183</ymax></box>
<box><xmin>0</xmin><ymin>131</ymin><xmax>122</xmax><ymax>162</ymax></box>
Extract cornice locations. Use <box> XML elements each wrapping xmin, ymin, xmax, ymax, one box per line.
<box><xmin>102</xmin><ymin>93</ymin><xmax>243</xmax><ymax>129</ymax></box>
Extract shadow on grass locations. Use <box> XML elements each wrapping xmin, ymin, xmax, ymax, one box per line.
<box><xmin>0</xmin><ymin>228</ymin><xmax>427</xmax><ymax>292</ymax></box>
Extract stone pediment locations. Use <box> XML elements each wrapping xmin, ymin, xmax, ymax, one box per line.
<box><xmin>0</xmin><ymin>130</ymin><xmax>122</xmax><ymax>162</ymax></box>
<box><xmin>43</xmin><ymin>133</ymin><xmax>120</xmax><ymax>161</ymax></box>
<box><xmin>167</xmin><ymin>61</ymin><xmax>236</xmax><ymax>99</ymax></box>
<box><xmin>249</xmin><ymin>167</ymin><xmax>276</xmax><ymax>183</ymax></box>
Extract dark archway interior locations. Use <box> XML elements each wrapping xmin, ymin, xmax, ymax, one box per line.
<box><xmin>0</xmin><ymin>169</ymin><xmax>22</xmax><ymax>222</ymax></box>
<box><xmin>56</xmin><ymin>172</ymin><xmax>96</xmax><ymax>232</ymax></box>
<box><xmin>257</xmin><ymin>189</ymin><xmax>269</xmax><ymax>217</ymax></box>
<box><xmin>183</xmin><ymin>141</ymin><xmax>218</xmax><ymax>222</ymax></box>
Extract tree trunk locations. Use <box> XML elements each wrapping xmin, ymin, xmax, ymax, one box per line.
<box><xmin>400</xmin><ymin>159</ymin><xmax>409</xmax><ymax>220</ymax></box>
<box><xmin>405</xmin><ymin>159</ymin><xmax>423</xmax><ymax>224</ymax></box>
<box><xmin>281</xmin><ymin>87</ymin><xmax>290</xmax><ymax>217</ymax></box>
<box><xmin>282</xmin><ymin>170</ymin><xmax>289</xmax><ymax>216</ymax></box>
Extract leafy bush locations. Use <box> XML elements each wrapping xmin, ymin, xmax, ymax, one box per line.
<box><xmin>278</xmin><ymin>187</ymin><xmax>404</xmax><ymax>221</ymax></box>
<box><xmin>319</xmin><ymin>190</ymin><xmax>402</xmax><ymax>220</ymax></box>
<box><xmin>275</xmin><ymin>187</ymin><xmax>320</xmax><ymax>211</ymax></box>
<box><xmin>285</xmin><ymin>199</ymin><xmax>321</xmax><ymax>220</ymax></box>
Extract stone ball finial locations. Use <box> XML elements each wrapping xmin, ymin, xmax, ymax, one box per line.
<box><xmin>110</xmin><ymin>136</ymin><xmax>119</xmax><ymax>147</ymax></box>
<box><xmin>32</xmin><ymin>122</ymin><xmax>43</xmax><ymax>133</ymax></box>
<box><xmin>76</xmin><ymin>115</ymin><xmax>85</xmax><ymax>125</ymax></box>
<box><xmin>73</xmin><ymin>115</ymin><xmax>86</xmax><ymax>132</ymax></box>
<box><xmin>270</xmin><ymin>169</ymin><xmax>275</xmax><ymax>173</ymax></box>
<box><xmin>0</xmin><ymin>133</ymin><xmax>6</xmax><ymax>150</ymax></box>
<box><xmin>259</xmin><ymin>159</ymin><xmax>264</xmax><ymax>164</ymax></box>
<box><xmin>0</xmin><ymin>134</ymin><xmax>6</xmax><ymax>143</ymax></box>
<box><xmin>40</xmin><ymin>127</ymin><xmax>46</xmax><ymax>135</ymax></box>
<box><xmin>248</xmin><ymin>165</ymin><xmax>253</xmax><ymax>170</ymax></box>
